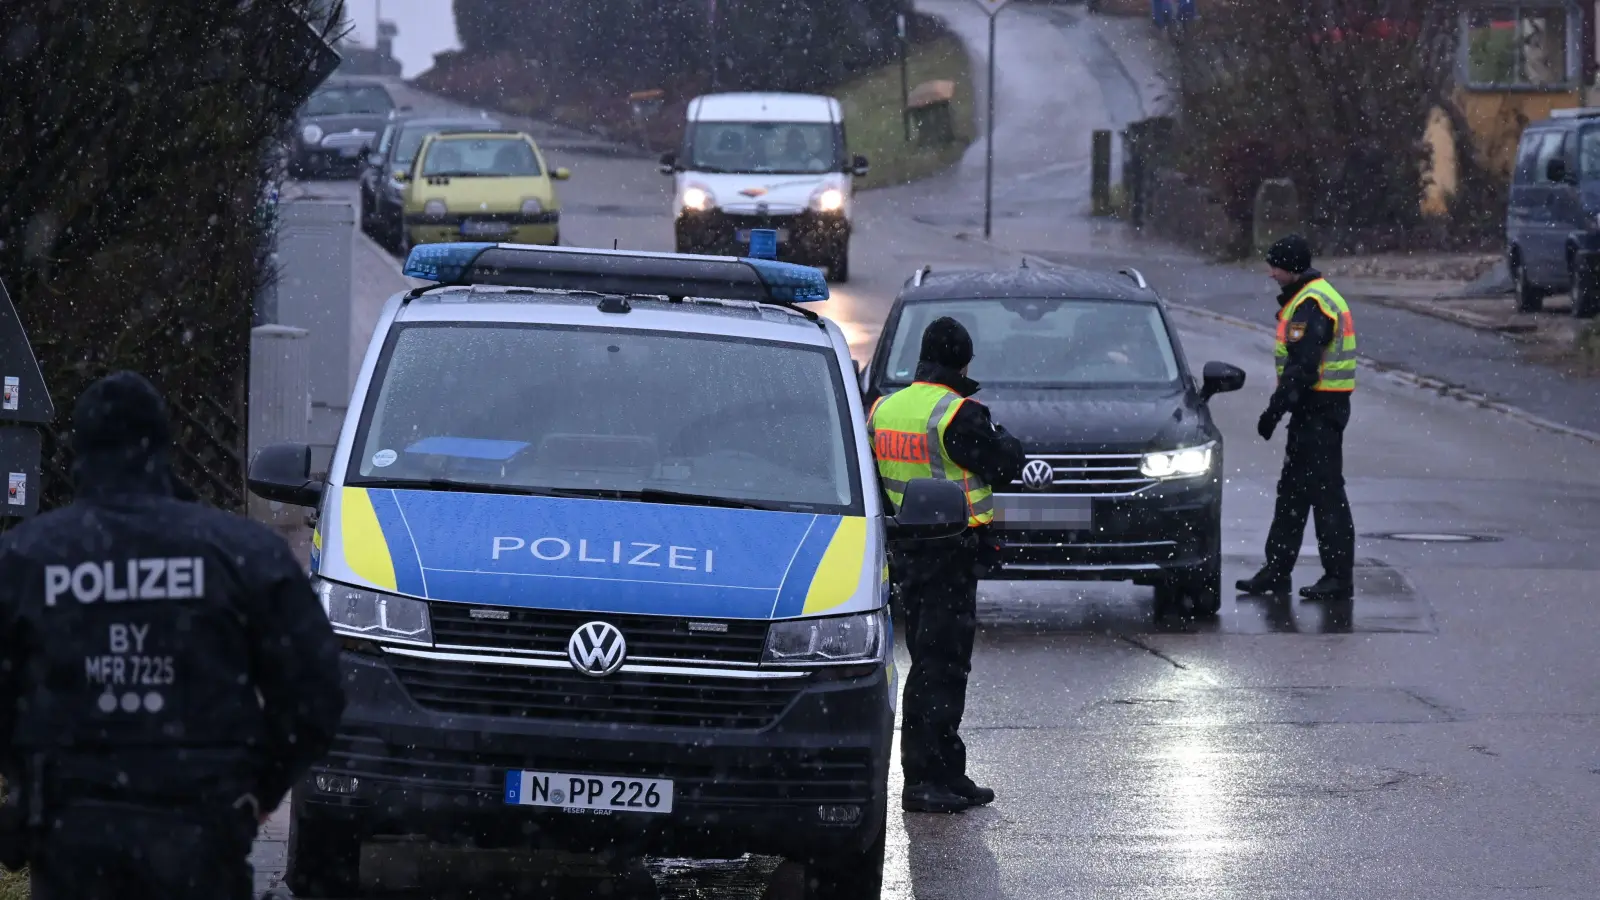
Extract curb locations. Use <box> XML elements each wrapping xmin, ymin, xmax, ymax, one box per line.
<box><xmin>1164</xmin><ymin>299</ymin><xmax>1600</xmax><ymax>447</ymax></box>
<box><xmin>1355</xmin><ymin>292</ymin><xmax>1536</xmax><ymax>339</ymax></box>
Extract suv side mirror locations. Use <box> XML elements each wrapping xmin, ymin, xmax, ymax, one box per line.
<box><xmin>851</xmin><ymin>154</ymin><xmax>870</xmax><ymax>177</ymax></box>
<box><xmin>247</xmin><ymin>442</ymin><xmax>323</xmax><ymax>507</ymax></box>
<box><xmin>658</xmin><ymin>152</ymin><xmax>677</xmax><ymax>176</ymax></box>
<box><xmin>1199</xmin><ymin>361</ymin><xmax>1246</xmax><ymax>400</ymax></box>
<box><xmin>367</xmin><ymin>150</ymin><xmax>384</xmax><ymax>167</ymax></box>
<box><xmin>887</xmin><ymin>478</ymin><xmax>968</xmax><ymax>541</ymax></box>
<box><xmin>1547</xmin><ymin>157</ymin><xmax>1570</xmax><ymax>183</ymax></box>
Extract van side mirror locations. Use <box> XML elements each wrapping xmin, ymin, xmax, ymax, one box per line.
<box><xmin>1546</xmin><ymin>157</ymin><xmax>1570</xmax><ymax>183</ymax></box>
<box><xmin>887</xmin><ymin>478</ymin><xmax>968</xmax><ymax>541</ymax></box>
<box><xmin>658</xmin><ymin>152</ymin><xmax>677</xmax><ymax>176</ymax></box>
<box><xmin>1199</xmin><ymin>361</ymin><xmax>1246</xmax><ymax>400</ymax></box>
<box><xmin>247</xmin><ymin>442</ymin><xmax>323</xmax><ymax>507</ymax></box>
<box><xmin>851</xmin><ymin>154</ymin><xmax>870</xmax><ymax>177</ymax></box>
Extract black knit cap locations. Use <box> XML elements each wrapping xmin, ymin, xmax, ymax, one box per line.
<box><xmin>1265</xmin><ymin>233</ymin><xmax>1313</xmax><ymax>274</ymax></box>
<box><xmin>72</xmin><ymin>371</ymin><xmax>171</xmax><ymax>457</ymax></box>
<box><xmin>919</xmin><ymin>316</ymin><xmax>974</xmax><ymax>370</ymax></box>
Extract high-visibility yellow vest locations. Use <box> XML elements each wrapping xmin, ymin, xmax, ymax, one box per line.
<box><xmin>867</xmin><ymin>382</ymin><xmax>994</xmax><ymax>527</ymax></box>
<box><xmin>1275</xmin><ymin>278</ymin><xmax>1356</xmax><ymax>392</ymax></box>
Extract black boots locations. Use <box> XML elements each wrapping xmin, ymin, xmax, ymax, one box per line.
<box><xmin>1300</xmin><ymin>574</ymin><xmax>1354</xmax><ymax>602</ymax></box>
<box><xmin>902</xmin><ymin>783</ymin><xmax>971</xmax><ymax>813</ymax></box>
<box><xmin>1235</xmin><ymin>569</ymin><xmax>1291</xmax><ymax>595</ymax></box>
<box><xmin>948</xmin><ymin>774</ymin><xmax>995</xmax><ymax>806</ymax></box>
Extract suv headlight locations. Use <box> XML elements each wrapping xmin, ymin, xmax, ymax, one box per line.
<box><xmin>315</xmin><ymin>579</ymin><xmax>432</xmax><ymax>644</ymax></box>
<box><xmin>301</xmin><ymin>124</ymin><xmax>324</xmax><ymax>145</ymax></box>
<box><xmin>1140</xmin><ymin>442</ymin><xmax>1215</xmax><ymax>479</ymax></box>
<box><xmin>521</xmin><ymin>197</ymin><xmax>544</xmax><ymax>215</ymax></box>
<box><xmin>813</xmin><ymin>187</ymin><xmax>846</xmax><ymax>213</ymax></box>
<box><xmin>423</xmin><ymin>199</ymin><xmax>447</xmax><ymax>217</ymax></box>
<box><xmin>763</xmin><ymin>611</ymin><xmax>884</xmax><ymax>664</ymax></box>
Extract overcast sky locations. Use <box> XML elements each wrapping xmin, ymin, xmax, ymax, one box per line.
<box><xmin>341</xmin><ymin>0</ymin><xmax>461</xmax><ymax>78</ymax></box>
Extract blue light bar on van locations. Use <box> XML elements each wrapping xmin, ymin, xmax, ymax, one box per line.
<box><xmin>400</xmin><ymin>242</ymin><xmax>829</xmax><ymax>304</ymax></box>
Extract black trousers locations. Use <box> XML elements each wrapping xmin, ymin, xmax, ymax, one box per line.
<box><xmin>892</xmin><ymin>538</ymin><xmax>980</xmax><ymax>787</ymax></box>
<box><xmin>29</xmin><ymin>800</ymin><xmax>256</xmax><ymax>900</ymax></box>
<box><xmin>1263</xmin><ymin>404</ymin><xmax>1355</xmax><ymax>581</ymax></box>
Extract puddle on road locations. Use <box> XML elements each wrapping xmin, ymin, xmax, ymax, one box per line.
<box><xmin>976</xmin><ymin>557</ymin><xmax>1434</xmax><ymax>635</ymax></box>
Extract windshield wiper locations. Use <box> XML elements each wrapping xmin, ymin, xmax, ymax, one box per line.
<box><xmin>624</xmin><ymin>488</ymin><xmax>793</xmax><ymax>512</ymax></box>
<box><xmin>351</xmin><ymin>477</ymin><xmax>581</xmax><ymax>498</ymax></box>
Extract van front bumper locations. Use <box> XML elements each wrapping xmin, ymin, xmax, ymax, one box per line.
<box><xmin>296</xmin><ymin>649</ymin><xmax>893</xmax><ymax>860</ymax></box>
<box><xmin>675</xmin><ymin>210</ymin><xmax>848</xmax><ymax>262</ymax></box>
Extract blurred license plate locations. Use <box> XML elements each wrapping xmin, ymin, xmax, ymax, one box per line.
<box><xmin>993</xmin><ymin>495</ymin><xmax>1092</xmax><ymax>529</ymax></box>
<box><xmin>505</xmin><ymin>770</ymin><xmax>673</xmax><ymax>814</ymax></box>
<box><xmin>736</xmin><ymin>228</ymin><xmax>789</xmax><ymax>243</ymax></box>
<box><xmin>461</xmin><ymin>220</ymin><xmax>512</xmax><ymax>236</ymax></box>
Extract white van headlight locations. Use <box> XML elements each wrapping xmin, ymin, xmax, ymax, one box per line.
<box><xmin>680</xmin><ymin>186</ymin><xmax>713</xmax><ymax>212</ymax></box>
<box><xmin>1140</xmin><ymin>442</ymin><xmax>1215</xmax><ymax>479</ymax></box>
<box><xmin>316</xmin><ymin>579</ymin><xmax>433</xmax><ymax>644</ymax></box>
<box><xmin>813</xmin><ymin>187</ymin><xmax>846</xmax><ymax>213</ymax></box>
<box><xmin>763</xmin><ymin>611</ymin><xmax>884</xmax><ymax>664</ymax></box>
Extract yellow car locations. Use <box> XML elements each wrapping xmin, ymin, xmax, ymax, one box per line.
<box><xmin>399</xmin><ymin>131</ymin><xmax>570</xmax><ymax>251</ymax></box>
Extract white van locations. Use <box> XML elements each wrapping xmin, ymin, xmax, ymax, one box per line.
<box><xmin>660</xmin><ymin>92</ymin><xmax>869</xmax><ymax>282</ymax></box>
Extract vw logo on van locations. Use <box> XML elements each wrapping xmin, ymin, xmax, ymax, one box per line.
<box><xmin>1021</xmin><ymin>459</ymin><xmax>1055</xmax><ymax>491</ymax></box>
<box><xmin>567</xmin><ymin>621</ymin><xmax>628</xmax><ymax>677</ymax></box>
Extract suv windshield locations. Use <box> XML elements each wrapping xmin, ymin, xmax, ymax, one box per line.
<box><xmin>304</xmin><ymin>85</ymin><xmax>393</xmax><ymax>116</ymax></box>
<box><xmin>686</xmin><ymin>122</ymin><xmax>842</xmax><ymax>174</ymax></box>
<box><xmin>420</xmin><ymin>137</ymin><xmax>541</xmax><ymax>177</ymax></box>
<box><xmin>349</xmin><ymin>323</ymin><xmax>861</xmax><ymax>514</ymax></box>
<box><xmin>886</xmin><ymin>298</ymin><xmax>1181</xmax><ymax>388</ymax></box>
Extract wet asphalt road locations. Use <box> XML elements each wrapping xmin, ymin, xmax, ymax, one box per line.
<box><xmin>257</xmin><ymin>6</ymin><xmax>1600</xmax><ymax>896</ymax></box>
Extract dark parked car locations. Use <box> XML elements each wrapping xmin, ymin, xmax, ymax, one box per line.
<box><xmin>1507</xmin><ymin>107</ymin><xmax>1600</xmax><ymax>318</ymax></box>
<box><xmin>290</xmin><ymin>77</ymin><xmax>398</xmax><ymax>179</ymax></box>
<box><xmin>359</xmin><ymin>112</ymin><xmax>503</xmax><ymax>248</ymax></box>
<box><xmin>862</xmin><ymin>263</ymin><xmax>1246</xmax><ymax>616</ymax></box>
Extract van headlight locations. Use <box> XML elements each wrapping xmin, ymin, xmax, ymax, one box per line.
<box><xmin>813</xmin><ymin>187</ymin><xmax>846</xmax><ymax>213</ymax></box>
<box><xmin>680</xmin><ymin>186</ymin><xmax>713</xmax><ymax>212</ymax></box>
<box><xmin>763</xmin><ymin>611</ymin><xmax>884</xmax><ymax>664</ymax></box>
<box><xmin>1140</xmin><ymin>442</ymin><xmax>1215</xmax><ymax>479</ymax></box>
<box><xmin>301</xmin><ymin>124</ymin><xmax>324</xmax><ymax>145</ymax></box>
<box><xmin>315</xmin><ymin>579</ymin><xmax>433</xmax><ymax>644</ymax></box>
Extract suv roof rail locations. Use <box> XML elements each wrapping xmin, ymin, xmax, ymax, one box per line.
<box><xmin>1550</xmin><ymin>107</ymin><xmax>1600</xmax><ymax>119</ymax></box>
<box><xmin>1119</xmin><ymin>267</ymin><xmax>1148</xmax><ymax>289</ymax></box>
<box><xmin>911</xmin><ymin>265</ymin><xmax>931</xmax><ymax>287</ymax></box>
<box><xmin>401</xmin><ymin>243</ymin><xmax>830</xmax><ymax>312</ymax></box>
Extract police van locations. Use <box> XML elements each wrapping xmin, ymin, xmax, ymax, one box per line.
<box><xmin>246</xmin><ymin>243</ymin><xmax>968</xmax><ymax>897</ymax></box>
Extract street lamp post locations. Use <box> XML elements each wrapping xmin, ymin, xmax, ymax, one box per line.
<box><xmin>972</xmin><ymin>0</ymin><xmax>1010</xmax><ymax>239</ymax></box>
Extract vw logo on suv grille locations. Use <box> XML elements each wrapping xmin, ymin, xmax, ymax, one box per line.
<box><xmin>567</xmin><ymin>621</ymin><xmax>627</xmax><ymax>677</ymax></box>
<box><xmin>1021</xmin><ymin>459</ymin><xmax>1055</xmax><ymax>491</ymax></box>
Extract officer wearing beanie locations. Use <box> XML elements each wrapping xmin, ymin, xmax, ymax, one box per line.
<box><xmin>0</xmin><ymin>372</ymin><xmax>344</xmax><ymax>899</ymax></box>
<box><xmin>1237</xmin><ymin>235</ymin><xmax>1358</xmax><ymax>603</ymax></box>
<box><xmin>868</xmin><ymin>316</ymin><xmax>1024</xmax><ymax>813</ymax></box>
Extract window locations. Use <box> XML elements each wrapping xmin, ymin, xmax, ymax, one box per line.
<box><xmin>1462</xmin><ymin>4</ymin><xmax>1575</xmax><ymax>90</ymax></box>
<box><xmin>1579</xmin><ymin>127</ymin><xmax>1600</xmax><ymax>179</ymax></box>
<box><xmin>884</xmin><ymin>298</ymin><xmax>1182</xmax><ymax>389</ymax></box>
<box><xmin>685</xmin><ymin>122</ymin><xmax>844</xmax><ymax>174</ymax></box>
<box><xmin>1533</xmin><ymin>131</ymin><xmax>1569</xmax><ymax>182</ymax></box>
<box><xmin>348</xmin><ymin>324</ymin><xmax>860</xmax><ymax>514</ymax></box>
<box><xmin>304</xmin><ymin>84</ymin><xmax>395</xmax><ymax>116</ymax></box>
<box><xmin>419</xmin><ymin>137</ymin><xmax>542</xmax><ymax>177</ymax></box>
<box><xmin>395</xmin><ymin>123</ymin><xmax>495</xmax><ymax>167</ymax></box>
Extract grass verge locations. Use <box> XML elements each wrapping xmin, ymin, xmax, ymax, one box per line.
<box><xmin>837</xmin><ymin>34</ymin><xmax>975</xmax><ymax>190</ymax></box>
<box><xmin>0</xmin><ymin>870</ymin><xmax>25</xmax><ymax>900</ymax></box>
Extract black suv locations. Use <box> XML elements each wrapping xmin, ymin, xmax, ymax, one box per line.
<box><xmin>862</xmin><ymin>263</ymin><xmax>1246</xmax><ymax>616</ymax></box>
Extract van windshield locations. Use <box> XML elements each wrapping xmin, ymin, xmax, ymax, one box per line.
<box><xmin>348</xmin><ymin>322</ymin><xmax>862</xmax><ymax>514</ymax></box>
<box><xmin>686</xmin><ymin>122</ymin><xmax>842</xmax><ymax>174</ymax></box>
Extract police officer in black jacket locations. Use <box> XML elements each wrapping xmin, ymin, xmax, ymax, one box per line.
<box><xmin>877</xmin><ymin>318</ymin><xmax>1025</xmax><ymax>813</ymax></box>
<box><xmin>1237</xmin><ymin>235</ymin><xmax>1358</xmax><ymax>603</ymax></box>
<box><xmin>0</xmin><ymin>372</ymin><xmax>345</xmax><ymax>900</ymax></box>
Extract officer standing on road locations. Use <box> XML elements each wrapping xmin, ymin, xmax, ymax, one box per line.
<box><xmin>869</xmin><ymin>317</ymin><xmax>1025</xmax><ymax>813</ymax></box>
<box><xmin>0</xmin><ymin>372</ymin><xmax>345</xmax><ymax>899</ymax></box>
<box><xmin>1237</xmin><ymin>235</ymin><xmax>1358</xmax><ymax>603</ymax></box>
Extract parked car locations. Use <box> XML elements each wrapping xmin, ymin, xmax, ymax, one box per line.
<box><xmin>289</xmin><ymin>77</ymin><xmax>398</xmax><ymax>179</ymax></box>
<box><xmin>360</xmin><ymin>112</ymin><xmax>503</xmax><ymax>249</ymax></box>
<box><xmin>399</xmin><ymin>132</ymin><xmax>570</xmax><ymax>251</ymax></box>
<box><xmin>1506</xmin><ymin>107</ymin><xmax>1600</xmax><ymax>317</ymax></box>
